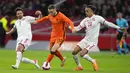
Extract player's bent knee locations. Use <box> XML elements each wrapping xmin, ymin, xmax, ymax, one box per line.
<box><xmin>50</xmin><ymin>51</ymin><xmax>56</xmax><ymax>54</ymax></box>
<box><xmin>80</xmin><ymin>52</ymin><xmax>85</xmax><ymax>57</ymax></box>
<box><xmin>16</xmin><ymin>44</ymin><xmax>24</xmax><ymax>52</ymax></box>
<box><xmin>72</xmin><ymin>51</ymin><xmax>77</xmax><ymax>55</ymax></box>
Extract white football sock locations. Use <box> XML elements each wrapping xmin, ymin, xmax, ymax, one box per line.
<box><xmin>83</xmin><ymin>54</ymin><xmax>95</xmax><ymax>63</ymax></box>
<box><xmin>15</xmin><ymin>52</ymin><xmax>22</xmax><ymax>68</ymax></box>
<box><xmin>73</xmin><ymin>55</ymin><xmax>82</xmax><ymax>67</ymax></box>
<box><xmin>22</xmin><ymin>57</ymin><xmax>35</xmax><ymax>64</ymax></box>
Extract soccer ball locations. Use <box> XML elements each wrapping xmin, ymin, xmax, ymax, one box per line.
<box><xmin>42</xmin><ymin>62</ymin><xmax>50</xmax><ymax>70</ymax></box>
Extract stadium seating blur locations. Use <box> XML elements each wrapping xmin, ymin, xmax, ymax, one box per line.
<box><xmin>0</xmin><ymin>0</ymin><xmax>130</xmax><ymax>50</ymax></box>
<box><xmin>0</xmin><ymin>0</ymin><xmax>130</xmax><ymax>34</ymax></box>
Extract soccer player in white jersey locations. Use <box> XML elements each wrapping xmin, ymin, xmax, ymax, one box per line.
<box><xmin>6</xmin><ymin>7</ymin><xmax>42</xmax><ymax>69</ymax></box>
<box><xmin>72</xmin><ymin>5</ymin><xmax>126</xmax><ymax>71</ymax></box>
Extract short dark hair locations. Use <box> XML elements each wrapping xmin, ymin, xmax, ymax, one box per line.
<box><xmin>48</xmin><ymin>4</ymin><xmax>56</xmax><ymax>9</ymax></box>
<box><xmin>87</xmin><ymin>5</ymin><xmax>96</xmax><ymax>13</ymax></box>
<box><xmin>14</xmin><ymin>7</ymin><xmax>23</xmax><ymax>14</ymax></box>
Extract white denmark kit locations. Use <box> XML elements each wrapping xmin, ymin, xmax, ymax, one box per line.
<box><xmin>75</xmin><ymin>15</ymin><xmax>120</xmax><ymax>50</ymax></box>
<box><xmin>14</xmin><ymin>16</ymin><xmax>35</xmax><ymax>50</ymax></box>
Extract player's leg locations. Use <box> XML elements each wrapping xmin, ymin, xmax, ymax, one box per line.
<box><xmin>55</xmin><ymin>49</ymin><xmax>66</xmax><ymax>67</ymax></box>
<box><xmin>122</xmin><ymin>36</ymin><xmax>128</xmax><ymax>53</ymax></box>
<box><xmin>116</xmin><ymin>32</ymin><xmax>122</xmax><ymax>54</ymax></box>
<box><xmin>12</xmin><ymin>43</ymin><xmax>24</xmax><ymax>69</ymax></box>
<box><xmin>80</xmin><ymin>44</ymin><xmax>98</xmax><ymax>71</ymax></box>
<box><xmin>50</xmin><ymin>39</ymin><xmax>66</xmax><ymax>67</ymax></box>
<box><xmin>72</xmin><ymin>45</ymin><xmax>83</xmax><ymax>70</ymax></box>
<box><xmin>55</xmin><ymin>50</ymin><xmax>64</xmax><ymax>61</ymax></box>
<box><xmin>54</xmin><ymin>39</ymin><xmax>66</xmax><ymax>67</ymax></box>
<box><xmin>21</xmin><ymin>38</ymin><xmax>40</xmax><ymax>69</ymax></box>
<box><xmin>13</xmin><ymin>38</ymin><xmax>40</xmax><ymax>69</ymax></box>
<box><xmin>21</xmin><ymin>57</ymin><xmax>40</xmax><ymax>69</ymax></box>
<box><xmin>46</xmin><ymin>43</ymin><xmax>55</xmax><ymax>63</ymax></box>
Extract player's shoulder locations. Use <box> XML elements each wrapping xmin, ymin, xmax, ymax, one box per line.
<box><xmin>95</xmin><ymin>15</ymin><xmax>105</xmax><ymax>21</ymax></box>
<box><xmin>116</xmin><ymin>18</ymin><xmax>119</xmax><ymax>21</ymax></box>
<box><xmin>24</xmin><ymin>16</ymin><xmax>32</xmax><ymax>18</ymax></box>
<box><xmin>122</xmin><ymin>18</ymin><xmax>127</xmax><ymax>21</ymax></box>
<box><xmin>79</xmin><ymin>17</ymin><xmax>86</xmax><ymax>22</ymax></box>
<box><xmin>15</xmin><ymin>19</ymin><xmax>19</xmax><ymax>23</ymax></box>
<box><xmin>14</xmin><ymin>20</ymin><xmax>20</xmax><ymax>26</ymax></box>
<box><xmin>82</xmin><ymin>17</ymin><xmax>87</xmax><ymax>21</ymax></box>
<box><xmin>58</xmin><ymin>11</ymin><xmax>65</xmax><ymax>17</ymax></box>
<box><xmin>94</xmin><ymin>15</ymin><xmax>103</xmax><ymax>18</ymax></box>
<box><xmin>58</xmin><ymin>11</ymin><xmax>63</xmax><ymax>15</ymax></box>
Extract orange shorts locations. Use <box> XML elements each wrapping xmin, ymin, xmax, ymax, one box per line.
<box><xmin>50</xmin><ymin>38</ymin><xmax>64</xmax><ymax>45</ymax></box>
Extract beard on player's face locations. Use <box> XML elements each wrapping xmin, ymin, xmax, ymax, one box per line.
<box><xmin>16</xmin><ymin>11</ymin><xmax>24</xmax><ymax>19</ymax></box>
<box><xmin>48</xmin><ymin>9</ymin><xmax>57</xmax><ymax>16</ymax></box>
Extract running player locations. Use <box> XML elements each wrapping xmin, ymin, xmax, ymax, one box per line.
<box><xmin>34</xmin><ymin>5</ymin><xmax>74</xmax><ymax>67</ymax></box>
<box><xmin>6</xmin><ymin>7</ymin><xmax>42</xmax><ymax>69</ymax></box>
<box><xmin>71</xmin><ymin>5</ymin><xmax>126</xmax><ymax>71</ymax></box>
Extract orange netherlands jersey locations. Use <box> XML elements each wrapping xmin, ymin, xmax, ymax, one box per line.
<box><xmin>36</xmin><ymin>11</ymin><xmax>74</xmax><ymax>40</ymax></box>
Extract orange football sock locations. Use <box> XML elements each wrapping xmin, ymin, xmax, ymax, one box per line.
<box><xmin>46</xmin><ymin>54</ymin><xmax>54</xmax><ymax>62</ymax></box>
<box><xmin>55</xmin><ymin>50</ymin><xmax>63</xmax><ymax>61</ymax></box>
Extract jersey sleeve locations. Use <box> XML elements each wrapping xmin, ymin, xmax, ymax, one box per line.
<box><xmin>98</xmin><ymin>16</ymin><xmax>120</xmax><ymax>29</ymax></box>
<box><xmin>74</xmin><ymin>18</ymin><xmax>86</xmax><ymax>31</ymax></box>
<box><xmin>36</xmin><ymin>16</ymin><xmax>49</xmax><ymax>23</ymax></box>
<box><xmin>26</xmin><ymin>16</ymin><xmax>36</xmax><ymax>23</ymax></box>
<box><xmin>13</xmin><ymin>24</ymin><xmax>16</xmax><ymax>29</ymax></box>
<box><xmin>98</xmin><ymin>16</ymin><xmax>105</xmax><ymax>24</ymax></box>
<box><xmin>79</xmin><ymin>18</ymin><xmax>86</xmax><ymax>28</ymax></box>
<box><xmin>60</xmin><ymin>13</ymin><xmax>74</xmax><ymax>30</ymax></box>
<box><xmin>13</xmin><ymin>21</ymin><xmax>17</xmax><ymax>29</ymax></box>
<box><xmin>125</xmin><ymin>20</ymin><xmax>128</xmax><ymax>27</ymax></box>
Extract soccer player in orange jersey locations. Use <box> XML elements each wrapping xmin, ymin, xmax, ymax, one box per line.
<box><xmin>34</xmin><ymin>5</ymin><xmax>74</xmax><ymax>67</ymax></box>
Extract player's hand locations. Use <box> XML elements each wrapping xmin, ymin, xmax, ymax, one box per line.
<box><xmin>6</xmin><ymin>32</ymin><xmax>10</xmax><ymax>35</ymax></box>
<box><xmin>35</xmin><ymin>10</ymin><xmax>42</xmax><ymax>15</ymax></box>
<box><xmin>119</xmin><ymin>28</ymin><xmax>126</xmax><ymax>32</ymax></box>
<box><xmin>72</xmin><ymin>29</ymin><xmax>76</xmax><ymax>33</ymax></box>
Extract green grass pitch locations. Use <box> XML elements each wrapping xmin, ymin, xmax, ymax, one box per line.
<box><xmin>0</xmin><ymin>49</ymin><xmax>130</xmax><ymax>73</ymax></box>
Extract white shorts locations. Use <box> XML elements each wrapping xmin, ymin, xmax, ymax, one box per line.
<box><xmin>16</xmin><ymin>37</ymin><xmax>31</xmax><ymax>51</ymax></box>
<box><xmin>77</xmin><ymin>39</ymin><xmax>97</xmax><ymax>50</ymax></box>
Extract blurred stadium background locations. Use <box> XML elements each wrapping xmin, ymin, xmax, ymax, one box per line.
<box><xmin>0</xmin><ymin>0</ymin><xmax>130</xmax><ymax>73</ymax></box>
<box><xmin>0</xmin><ymin>0</ymin><xmax>130</xmax><ymax>51</ymax></box>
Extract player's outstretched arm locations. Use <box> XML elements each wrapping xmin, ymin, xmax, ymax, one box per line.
<box><xmin>71</xmin><ymin>18</ymin><xmax>86</xmax><ymax>33</ymax></box>
<box><xmin>104</xmin><ymin>20</ymin><xmax>120</xmax><ymax>29</ymax></box>
<box><xmin>6</xmin><ymin>28</ymin><xmax>16</xmax><ymax>35</ymax></box>
<box><xmin>104</xmin><ymin>21</ymin><xmax>127</xmax><ymax>33</ymax></box>
<box><xmin>68</xmin><ymin>26</ymin><xmax>77</xmax><ymax>33</ymax></box>
<box><xmin>60</xmin><ymin>13</ymin><xmax>75</xmax><ymax>32</ymax></box>
<box><xmin>33</xmin><ymin>16</ymin><xmax>49</xmax><ymax>24</ymax></box>
<box><xmin>68</xmin><ymin>24</ymin><xmax>84</xmax><ymax>33</ymax></box>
